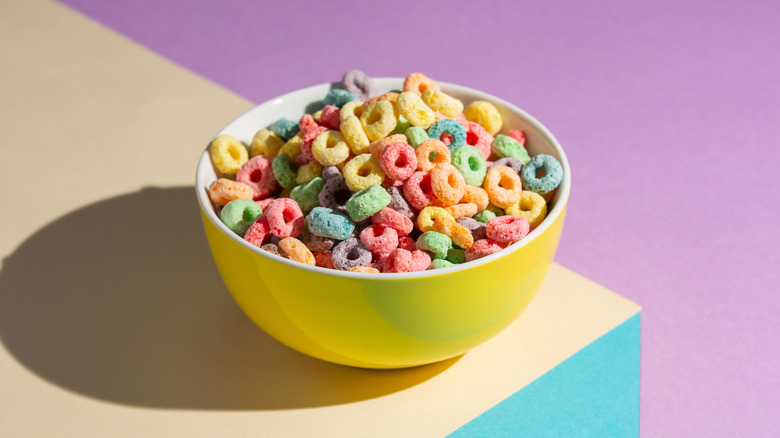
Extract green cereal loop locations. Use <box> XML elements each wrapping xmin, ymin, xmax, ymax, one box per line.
<box><xmin>429</xmin><ymin>259</ymin><xmax>455</xmax><ymax>270</ymax></box>
<box><xmin>219</xmin><ymin>199</ymin><xmax>263</xmax><ymax>237</ymax></box>
<box><xmin>492</xmin><ymin>134</ymin><xmax>530</xmax><ymax>164</ymax></box>
<box><xmin>416</xmin><ymin>231</ymin><xmax>453</xmax><ymax>259</ymax></box>
<box><xmin>389</xmin><ymin>88</ymin><xmax>403</xmax><ymax>93</ymax></box>
<box><xmin>391</xmin><ymin>115</ymin><xmax>411</xmax><ymax>135</ymax></box>
<box><xmin>268</xmin><ymin>118</ymin><xmax>300</xmax><ymax>140</ymax></box>
<box><xmin>445</xmin><ymin>248</ymin><xmax>466</xmax><ymax>264</ymax></box>
<box><xmin>473</xmin><ymin>209</ymin><xmax>497</xmax><ymax>223</ymax></box>
<box><xmin>451</xmin><ymin>145</ymin><xmax>487</xmax><ymax>186</ymax></box>
<box><xmin>272</xmin><ymin>153</ymin><xmax>298</xmax><ymax>189</ymax></box>
<box><xmin>405</xmin><ymin>126</ymin><xmax>429</xmax><ymax>148</ymax></box>
<box><xmin>290</xmin><ymin>177</ymin><xmax>325</xmax><ymax>213</ymax></box>
<box><xmin>345</xmin><ymin>184</ymin><xmax>391</xmax><ymax>222</ymax></box>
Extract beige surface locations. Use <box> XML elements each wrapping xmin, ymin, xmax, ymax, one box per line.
<box><xmin>0</xmin><ymin>1</ymin><xmax>640</xmax><ymax>436</ymax></box>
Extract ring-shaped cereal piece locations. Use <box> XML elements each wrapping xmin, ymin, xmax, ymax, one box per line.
<box><xmin>505</xmin><ymin>190</ymin><xmax>548</xmax><ymax>229</ymax></box>
<box><xmin>332</xmin><ymin>238</ymin><xmax>373</xmax><ymax>271</ymax></box>
<box><xmin>486</xmin><ymin>215</ymin><xmax>530</xmax><ymax>243</ymax></box>
<box><xmin>403</xmin><ymin>72</ymin><xmax>440</xmax><ymax>96</ymax></box>
<box><xmin>210</xmin><ymin>135</ymin><xmax>248</xmax><ymax>175</ymax></box>
<box><xmin>268</xmin><ymin>118</ymin><xmax>300</xmax><ymax>140</ymax></box>
<box><xmin>430</xmin><ymin>163</ymin><xmax>466</xmax><ymax>206</ymax></box>
<box><xmin>460</xmin><ymin>184</ymin><xmax>489</xmax><ymax>212</ymax></box>
<box><xmin>464</xmin><ymin>239</ymin><xmax>502</xmax><ymax>262</ymax></box>
<box><xmin>244</xmin><ymin>215</ymin><xmax>272</xmax><ymax>248</ymax></box>
<box><xmin>410</xmin><ymin>250</ymin><xmax>432</xmax><ymax>271</ymax></box>
<box><xmin>508</xmin><ymin>129</ymin><xmax>526</xmax><ymax>145</ymax></box>
<box><xmin>278</xmin><ymin>133</ymin><xmax>303</xmax><ymax>160</ymax></box>
<box><xmin>308</xmin><ymin>206</ymin><xmax>355</xmax><ymax>240</ymax></box>
<box><xmin>341</xmin><ymin>69</ymin><xmax>377</xmax><ymax>100</ymax></box>
<box><xmin>298</xmin><ymin>114</ymin><xmax>319</xmax><ymax>134</ymax></box>
<box><xmin>416</xmin><ymin>231</ymin><xmax>452</xmax><ymax>259</ymax></box>
<box><xmin>390</xmin><ymin>115</ymin><xmax>411</xmax><ymax>135</ymax></box>
<box><xmin>318</xmin><ymin>174</ymin><xmax>352</xmax><ymax>214</ymax></box>
<box><xmin>289</xmin><ymin>176</ymin><xmax>325</xmax><ymax>213</ymax></box>
<box><xmin>386</xmin><ymin>186</ymin><xmax>415</xmax><ymax>219</ymax></box>
<box><xmin>415</xmin><ymin>139</ymin><xmax>451</xmax><ymax>172</ymax></box>
<box><xmin>382</xmin><ymin>248</ymin><xmax>413</xmax><ymax>273</ymax></box>
<box><xmin>429</xmin><ymin>259</ymin><xmax>455</xmax><ymax>269</ymax></box>
<box><xmin>379</xmin><ymin>142</ymin><xmax>417</xmax><ymax>182</ymax></box>
<box><xmin>360</xmin><ymin>100</ymin><xmax>397</xmax><ymax>142</ymax></box>
<box><xmin>405</xmin><ymin>126</ymin><xmax>429</xmax><ymax>148</ymax></box>
<box><xmin>371</xmin><ymin>207</ymin><xmax>414</xmax><ymax>235</ymax></box>
<box><xmin>396</xmin><ymin>92</ymin><xmax>435</xmax><ymax>129</ymax></box>
<box><xmin>237</xmin><ymin>156</ymin><xmax>279</xmax><ymax>200</ymax></box>
<box><xmin>295</xmin><ymin>160</ymin><xmax>323</xmax><ymax>185</ymax></box>
<box><xmin>457</xmin><ymin>216</ymin><xmax>487</xmax><ymax>241</ymax></box>
<box><xmin>263</xmin><ymin>198</ymin><xmax>305</xmax><ymax>238</ymax></box>
<box><xmin>369</xmin><ymin>133</ymin><xmax>409</xmax><ymax>157</ymax></box>
<box><xmin>340</xmin><ymin>100</ymin><xmax>364</xmax><ymax>121</ymax></box>
<box><xmin>492</xmin><ymin>134</ymin><xmax>530</xmax><ymax>163</ymax></box>
<box><xmin>402</xmin><ymin>171</ymin><xmax>435</xmax><ymax>210</ymax></box>
<box><xmin>345</xmin><ymin>184</ymin><xmax>392</xmax><ymax>222</ymax></box>
<box><xmin>361</xmin><ymin>92</ymin><xmax>399</xmax><ymax>113</ymax></box>
<box><xmin>421</xmin><ymin>89</ymin><xmax>463</xmax><ymax>119</ymax></box>
<box><xmin>323</xmin><ymin>88</ymin><xmax>361</xmax><ymax>108</ymax></box>
<box><xmin>434</xmin><ymin>220</ymin><xmax>474</xmax><ymax>249</ymax></box>
<box><xmin>320</xmin><ymin>105</ymin><xmax>342</xmax><ymax>130</ymax></box>
<box><xmin>342</xmin><ymin>153</ymin><xmax>386</xmax><ymax>192</ymax></box>
<box><xmin>220</xmin><ymin>199</ymin><xmax>263</xmax><ymax>237</ymax></box>
<box><xmin>521</xmin><ymin>154</ymin><xmax>564</xmax><ymax>195</ymax></box>
<box><xmin>491</xmin><ymin>157</ymin><xmax>525</xmax><ymax>176</ymax></box>
<box><xmin>463</xmin><ymin>100</ymin><xmax>503</xmax><ymax>136</ymax></box>
<box><xmin>416</xmin><ymin>206</ymin><xmax>456</xmax><ymax>233</ymax></box>
<box><xmin>304</xmin><ymin>233</ymin><xmax>334</xmax><ymax>253</ymax></box>
<box><xmin>261</xmin><ymin>243</ymin><xmax>287</xmax><ymax>258</ymax></box>
<box><xmin>207</xmin><ymin>178</ymin><xmax>254</xmax><ymax>206</ymax></box>
<box><xmin>340</xmin><ymin>115</ymin><xmax>370</xmax><ymax>154</ymax></box>
<box><xmin>462</xmin><ymin>121</ymin><xmax>494</xmax><ymax>160</ymax></box>
<box><xmin>300</xmin><ymin>126</ymin><xmax>328</xmax><ymax>161</ymax></box>
<box><xmin>251</xmin><ymin>129</ymin><xmax>285</xmax><ymax>158</ymax></box>
<box><xmin>278</xmin><ymin>237</ymin><xmax>316</xmax><ymax>265</ymax></box>
<box><xmin>312</xmin><ymin>130</ymin><xmax>351</xmax><ymax>166</ymax></box>
<box><xmin>314</xmin><ymin>250</ymin><xmax>335</xmax><ymax>269</ymax></box>
<box><xmin>360</xmin><ymin>224</ymin><xmax>399</xmax><ymax>256</ymax></box>
<box><xmin>483</xmin><ymin>165</ymin><xmax>522</xmax><ymax>209</ymax></box>
<box><xmin>271</xmin><ymin>153</ymin><xmax>298</xmax><ymax>190</ymax></box>
<box><xmin>349</xmin><ymin>266</ymin><xmax>380</xmax><ymax>273</ymax></box>
<box><xmin>427</xmin><ymin>119</ymin><xmax>467</xmax><ymax>148</ymax></box>
<box><xmin>451</xmin><ymin>145</ymin><xmax>487</xmax><ymax>186</ymax></box>
<box><xmin>446</xmin><ymin>203</ymin><xmax>478</xmax><ymax>221</ymax></box>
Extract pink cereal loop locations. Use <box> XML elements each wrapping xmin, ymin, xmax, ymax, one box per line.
<box><xmin>383</xmin><ymin>248</ymin><xmax>414</xmax><ymax>273</ymax></box>
<box><xmin>486</xmin><ymin>215</ymin><xmax>530</xmax><ymax>243</ymax></box>
<box><xmin>236</xmin><ymin>156</ymin><xmax>278</xmax><ymax>200</ymax></box>
<box><xmin>465</xmin><ymin>239</ymin><xmax>502</xmax><ymax>262</ymax></box>
<box><xmin>264</xmin><ymin>198</ymin><xmax>304</xmax><ymax>238</ymax></box>
<box><xmin>372</xmin><ymin>207</ymin><xmax>414</xmax><ymax>235</ymax></box>
<box><xmin>360</xmin><ymin>224</ymin><xmax>399</xmax><ymax>256</ymax></box>
<box><xmin>379</xmin><ymin>142</ymin><xmax>417</xmax><ymax>182</ymax></box>
<box><xmin>403</xmin><ymin>171</ymin><xmax>435</xmax><ymax>210</ymax></box>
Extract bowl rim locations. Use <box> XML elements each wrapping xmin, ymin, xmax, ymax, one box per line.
<box><xmin>196</xmin><ymin>77</ymin><xmax>571</xmax><ymax>280</ymax></box>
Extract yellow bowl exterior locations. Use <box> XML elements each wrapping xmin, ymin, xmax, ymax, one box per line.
<box><xmin>200</xmin><ymin>202</ymin><xmax>567</xmax><ymax>369</ymax></box>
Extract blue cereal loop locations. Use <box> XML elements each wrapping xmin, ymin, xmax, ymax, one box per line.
<box><xmin>324</xmin><ymin>89</ymin><xmax>361</xmax><ymax>108</ymax></box>
<box><xmin>521</xmin><ymin>154</ymin><xmax>563</xmax><ymax>194</ymax></box>
<box><xmin>268</xmin><ymin>118</ymin><xmax>300</xmax><ymax>140</ymax></box>
<box><xmin>427</xmin><ymin>119</ymin><xmax>466</xmax><ymax>149</ymax></box>
<box><xmin>308</xmin><ymin>207</ymin><xmax>355</xmax><ymax>240</ymax></box>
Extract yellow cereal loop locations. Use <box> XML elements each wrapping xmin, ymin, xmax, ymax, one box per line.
<box><xmin>340</xmin><ymin>115</ymin><xmax>371</xmax><ymax>154</ymax></box>
<box><xmin>278</xmin><ymin>237</ymin><xmax>316</xmax><ymax>265</ymax></box>
<box><xmin>464</xmin><ymin>100</ymin><xmax>503</xmax><ymax>136</ymax></box>
<box><xmin>396</xmin><ymin>91</ymin><xmax>435</xmax><ymax>129</ymax></box>
<box><xmin>342</xmin><ymin>153</ymin><xmax>385</xmax><ymax>191</ymax></box>
<box><xmin>312</xmin><ymin>110</ymin><xmax>323</xmax><ymax>122</ymax></box>
<box><xmin>250</xmin><ymin>129</ymin><xmax>285</xmax><ymax>158</ymax></box>
<box><xmin>279</xmin><ymin>133</ymin><xmax>303</xmax><ymax>159</ymax></box>
<box><xmin>360</xmin><ymin>100</ymin><xmax>397</xmax><ymax>142</ymax></box>
<box><xmin>416</xmin><ymin>206</ymin><xmax>456</xmax><ymax>233</ymax></box>
<box><xmin>295</xmin><ymin>160</ymin><xmax>324</xmax><ymax>185</ymax></box>
<box><xmin>505</xmin><ymin>190</ymin><xmax>548</xmax><ymax>229</ymax></box>
<box><xmin>421</xmin><ymin>89</ymin><xmax>464</xmax><ymax>119</ymax></box>
<box><xmin>340</xmin><ymin>100</ymin><xmax>364</xmax><ymax>121</ymax></box>
<box><xmin>209</xmin><ymin>135</ymin><xmax>248</xmax><ymax>175</ymax></box>
<box><xmin>312</xmin><ymin>130</ymin><xmax>351</xmax><ymax>166</ymax></box>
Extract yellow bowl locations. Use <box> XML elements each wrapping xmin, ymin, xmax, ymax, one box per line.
<box><xmin>196</xmin><ymin>78</ymin><xmax>571</xmax><ymax>369</ymax></box>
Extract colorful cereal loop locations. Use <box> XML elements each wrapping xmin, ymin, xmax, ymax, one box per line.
<box><xmin>421</xmin><ymin>89</ymin><xmax>463</xmax><ymax>119</ymax></box>
<box><xmin>427</xmin><ymin>119</ymin><xmax>467</xmax><ymax>148</ymax></box>
<box><xmin>207</xmin><ymin>178</ymin><xmax>254</xmax><ymax>206</ymax></box>
<box><xmin>460</xmin><ymin>184</ymin><xmax>489</xmax><ymax>212</ymax></box>
<box><xmin>379</xmin><ymin>142</ymin><xmax>417</xmax><ymax>182</ymax></box>
<box><xmin>340</xmin><ymin>115</ymin><xmax>370</xmax><ymax>154</ymax></box>
<box><xmin>403</xmin><ymin>72</ymin><xmax>440</xmax><ymax>95</ymax></box>
<box><xmin>271</xmin><ymin>153</ymin><xmax>298</xmax><ymax>190</ymax></box>
<box><xmin>251</xmin><ymin>129</ymin><xmax>285</xmax><ymax>158</ymax></box>
<box><xmin>492</xmin><ymin>134</ymin><xmax>530</xmax><ymax>163</ymax></box>
<box><xmin>219</xmin><ymin>199</ymin><xmax>263</xmax><ymax>237</ymax></box>
<box><xmin>342</xmin><ymin>69</ymin><xmax>377</xmax><ymax>100</ymax></box>
<box><xmin>405</xmin><ymin>126</ymin><xmax>429</xmax><ymax>148</ymax></box>
<box><xmin>451</xmin><ymin>145</ymin><xmax>487</xmax><ymax>186</ymax></box>
<box><xmin>312</xmin><ymin>130</ymin><xmax>351</xmax><ymax>166</ymax></box>
<box><xmin>295</xmin><ymin>160</ymin><xmax>323</xmax><ymax>185</ymax></box>
<box><xmin>402</xmin><ymin>171</ymin><xmax>435</xmax><ymax>210</ymax></box>
<box><xmin>210</xmin><ymin>135</ymin><xmax>248</xmax><ymax>175</ymax></box>
<box><xmin>505</xmin><ymin>190</ymin><xmax>548</xmax><ymax>229</ymax></box>
<box><xmin>415</xmin><ymin>139</ymin><xmax>451</xmax><ymax>172</ymax></box>
<box><xmin>360</xmin><ymin>100</ymin><xmax>397</xmax><ymax>142</ymax></box>
<box><xmin>483</xmin><ymin>165</ymin><xmax>522</xmax><ymax>209</ymax></box>
<box><xmin>430</xmin><ymin>163</ymin><xmax>466</xmax><ymax>206</ymax></box>
<box><xmin>396</xmin><ymin>92</ymin><xmax>436</xmax><ymax>129</ymax></box>
<box><xmin>340</xmin><ymin>100</ymin><xmax>364</xmax><ymax>121</ymax></box>
<box><xmin>369</xmin><ymin>133</ymin><xmax>408</xmax><ymax>157</ymax></box>
<box><xmin>463</xmin><ymin>100</ymin><xmax>503</xmax><ymax>136</ymax></box>
<box><xmin>486</xmin><ymin>215</ymin><xmax>530</xmax><ymax>243</ymax></box>
<box><xmin>342</xmin><ymin>153</ymin><xmax>386</xmax><ymax>192</ymax></box>
<box><xmin>278</xmin><ymin>237</ymin><xmax>316</xmax><ymax>265</ymax></box>
<box><xmin>521</xmin><ymin>154</ymin><xmax>564</xmax><ymax>195</ymax></box>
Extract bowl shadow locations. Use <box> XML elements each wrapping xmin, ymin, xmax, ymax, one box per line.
<box><xmin>0</xmin><ymin>187</ymin><xmax>459</xmax><ymax>410</ymax></box>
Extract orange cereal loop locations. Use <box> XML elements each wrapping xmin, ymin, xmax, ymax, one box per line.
<box><xmin>403</xmin><ymin>72</ymin><xmax>440</xmax><ymax>96</ymax></box>
<box><xmin>461</xmin><ymin>185</ymin><xmax>489</xmax><ymax>212</ymax></box>
<box><xmin>446</xmin><ymin>203</ymin><xmax>478</xmax><ymax>221</ymax></box>
<box><xmin>209</xmin><ymin>135</ymin><xmax>248</xmax><ymax>175</ymax></box>
<box><xmin>436</xmin><ymin>221</ymin><xmax>474</xmax><ymax>249</ymax></box>
<box><xmin>207</xmin><ymin>178</ymin><xmax>253</xmax><ymax>206</ymax></box>
<box><xmin>361</xmin><ymin>92</ymin><xmax>399</xmax><ymax>112</ymax></box>
<box><xmin>278</xmin><ymin>237</ymin><xmax>315</xmax><ymax>265</ymax></box>
<box><xmin>369</xmin><ymin>133</ymin><xmax>408</xmax><ymax>157</ymax></box>
<box><xmin>415</xmin><ymin>139</ymin><xmax>451</xmax><ymax>172</ymax></box>
<box><xmin>431</xmin><ymin>163</ymin><xmax>466</xmax><ymax>206</ymax></box>
<box><xmin>483</xmin><ymin>165</ymin><xmax>522</xmax><ymax>209</ymax></box>
<box><xmin>251</xmin><ymin>129</ymin><xmax>285</xmax><ymax>158</ymax></box>
<box><xmin>416</xmin><ymin>206</ymin><xmax>456</xmax><ymax>233</ymax></box>
<box><xmin>348</xmin><ymin>266</ymin><xmax>380</xmax><ymax>273</ymax></box>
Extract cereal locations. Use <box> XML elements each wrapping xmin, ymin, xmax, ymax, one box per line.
<box><xmin>308</xmin><ymin>206</ymin><xmax>355</xmax><ymax>240</ymax></box>
<box><xmin>271</xmin><ymin>153</ymin><xmax>298</xmax><ymax>190</ymax></box>
<box><xmin>340</xmin><ymin>101</ymin><xmax>364</xmax><ymax>121</ymax></box>
<box><xmin>379</xmin><ymin>142</ymin><xmax>417</xmax><ymax>181</ymax></box>
<box><xmin>460</xmin><ymin>184</ymin><xmax>489</xmax><ymax>212</ymax></box>
<box><xmin>398</xmin><ymin>235</ymin><xmax>415</xmax><ymax>251</ymax></box>
<box><xmin>237</xmin><ymin>156</ymin><xmax>278</xmax><ymax>200</ymax></box>
<box><xmin>463</xmin><ymin>100</ymin><xmax>503</xmax><ymax>136</ymax></box>
<box><xmin>483</xmin><ymin>165</ymin><xmax>522</xmax><ymax>209</ymax></box>
<box><xmin>410</xmin><ymin>250</ymin><xmax>432</xmax><ymax>271</ymax></box>
<box><xmin>320</xmin><ymin>105</ymin><xmax>342</xmax><ymax>130</ymax></box>
<box><xmin>461</xmin><ymin>121</ymin><xmax>493</xmax><ymax>160</ymax></box>
<box><xmin>429</xmin><ymin>259</ymin><xmax>455</xmax><ymax>270</ymax></box>
<box><xmin>492</xmin><ymin>134</ymin><xmax>530</xmax><ymax>163</ymax></box>
<box><xmin>403</xmin><ymin>72</ymin><xmax>440</xmax><ymax>95</ymax></box>
<box><xmin>278</xmin><ymin>237</ymin><xmax>316</xmax><ymax>265</ymax></box>
<box><xmin>349</xmin><ymin>266</ymin><xmax>380</xmax><ymax>273</ymax></box>
<box><xmin>415</xmin><ymin>139</ymin><xmax>451</xmax><ymax>172</ymax></box>
<box><xmin>464</xmin><ymin>239</ymin><xmax>502</xmax><ymax>262</ymax></box>
<box><xmin>508</xmin><ymin>129</ymin><xmax>526</xmax><ymax>145</ymax></box>
<box><xmin>472</xmin><ymin>208</ymin><xmax>497</xmax><ymax>223</ymax></box>
<box><xmin>268</xmin><ymin>118</ymin><xmax>300</xmax><ymax>140</ymax></box>
<box><xmin>451</xmin><ymin>145</ymin><xmax>487</xmax><ymax>186</ymax></box>
<box><xmin>342</xmin><ymin>153</ymin><xmax>386</xmax><ymax>192</ymax></box>
<box><xmin>278</xmin><ymin>133</ymin><xmax>303</xmax><ymax>160</ymax></box>
<box><xmin>314</xmin><ymin>250</ymin><xmax>335</xmax><ymax>269</ymax></box>
<box><xmin>289</xmin><ymin>176</ymin><xmax>325</xmax><ymax>213</ymax></box>
<box><xmin>486</xmin><ymin>215</ymin><xmax>530</xmax><ymax>243</ymax></box>
<box><xmin>403</xmin><ymin>171</ymin><xmax>435</xmax><ymax>210</ymax></box>
<box><xmin>345</xmin><ymin>183</ymin><xmax>392</xmax><ymax>221</ymax></box>
<box><xmin>505</xmin><ymin>191</ymin><xmax>548</xmax><ymax>229</ymax></box>
<box><xmin>261</xmin><ymin>243</ymin><xmax>287</xmax><ymax>258</ymax></box>
<box><xmin>318</xmin><ymin>173</ymin><xmax>352</xmax><ymax>214</ymax></box>
<box><xmin>298</xmin><ymin>114</ymin><xmax>319</xmax><ymax>134</ymax></box>
<box><xmin>457</xmin><ymin>216</ymin><xmax>487</xmax><ymax>241</ymax></box>
<box><xmin>342</xmin><ymin>69</ymin><xmax>377</xmax><ymax>99</ymax></box>
<box><xmin>416</xmin><ymin>231</ymin><xmax>452</xmax><ymax>259</ymax></box>
<box><xmin>396</xmin><ymin>92</ymin><xmax>435</xmax><ymax>129</ymax></box>
<box><xmin>322</xmin><ymin>165</ymin><xmax>342</xmax><ymax>181</ymax></box>
<box><xmin>385</xmin><ymin>186</ymin><xmax>414</xmax><ymax>218</ymax></box>
<box><xmin>405</xmin><ymin>126</ymin><xmax>429</xmax><ymax>148</ymax></box>
<box><xmin>372</xmin><ymin>207</ymin><xmax>414</xmax><ymax>235</ymax></box>
<box><xmin>383</xmin><ymin>248</ymin><xmax>413</xmax><ymax>273</ymax></box>
<box><xmin>303</xmin><ymin>233</ymin><xmax>334</xmax><ymax>252</ymax></box>
<box><xmin>390</xmin><ymin>115</ymin><xmax>411</xmax><ymax>135</ymax></box>
<box><xmin>300</xmin><ymin>126</ymin><xmax>328</xmax><ymax>162</ymax></box>
<box><xmin>360</xmin><ymin>224</ymin><xmax>399</xmax><ymax>256</ymax></box>
<box><xmin>219</xmin><ymin>199</ymin><xmax>263</xmax><ymax>237</ymax></box>
<box><xmin>312</xmin><ymin>130</ymin><xmax>351</xmax><ymax>166</ymax></box>
<box><xmin>251</xmin><ymin>129</ymin><xmax>285</xmax><ymax>158</ymax></box>
<box><xmin>264</xmin><ymin>198</ymin><xmax>305</xmax><ymax>238</ymax></box>
<box><xmin>360</xmin><ymin>100</ymin><xmax>397</xmax><ymax>142</ymax></box>
<box><xmin>295</xmin><ymin>160</ymin><xmax>323</xmax><ymax>185</ymax></box>
<box><xmin>431</xmin><ymin>163</ymin><xmax>466</xmax><ymax>206</ymax></box>
<box><xmin>427</xmin><ymin>119</ymin><xmax>467</xmax><ymax>148</ymax></box>
<box><xmin>369</xmin><ymin>133</ymin><xmax>408</xmax><ymax>157</ymax></box>
<box><xmin>491</xmin><ymin>157</ymin><xmax>524</xmax><ymax>176</ymax></box>
<box><xmin>340</xmin><ymin>115</ymin><xmax>370</xmax><ymax>154</ymax></box>
<box><xmin>210</xmin><ymin>135</ymin><xmax>248</xmax><ymax>175</ymax></box>
<box><xmin>244</xmin><ymin>215</ymin><xmax>272</xmax><ymax>247</ymax></box>
<box><xmin>446</xmin><ymin>203</ymin><xmax>478</xmax><ymax>221</ymax></box>
<box><xmin>521</xmin><ymin>154</ymin><xmax>563</xmax><ymax>195</ymax></box>
<box><xmin>323</xmin><ymin>88</ymin><xmax>361</xmax><ymax>108</ymax></box>
<box><xmin>208</xmin><ymin>178</ymin><xmax>254</xmax><ymax>206</ymax></box>
<box><xmin>421</xmin><ymin>89</ymin><xmax>463</xmax><ymax>119</ymax></box>
<box><xmin>332</xmin><ymin>237</ymin><xmax>373</xmax><ymax>270</ymax></box>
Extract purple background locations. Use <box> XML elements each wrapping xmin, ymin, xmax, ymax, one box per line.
<box><xmin>59</xmin><ymin>0</ymin><xmax>779</xmax><ymax>434</ymax></box>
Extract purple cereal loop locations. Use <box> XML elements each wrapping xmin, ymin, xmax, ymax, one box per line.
<box><xmin>318</xmin><ymin>174</ymin><xmax>353</xmax><ymax>214</ymax></box>
<box><xmin>261</xmin><ymin>243</ymin><xmax>287</xmax><ymax>258</ymax></box>
<box><xmin>304</xmin><ymin>234</ymin><xmax>334</xmax><ymax>252</ymax></box>
<box><xmin>457</xmin><ymin>217</ymin><xmax>487</xmax><ymax>241</ymax></box>
<box><xmin>331</xmin><ymin>238</ymin><xmax>373</xmax><ymax>270</ymax></box>
<box><xmin>491</xmin><ymin>157</ymin><xmax>524</xmax><ymax>176</ymax></box>
<box><xmin>342</xmin><ymin>69</ymin><xmax>377</xmax><ymax>100</ymax></box>
<box><xmin>322</xmin><ymin>165</ymin><xmax>342</xmax><ymax>181</ymax></box>
<box><xmin>386</xmin><ymin>186</ymin><xmax>415</xmax><ymax>219</ymax></box>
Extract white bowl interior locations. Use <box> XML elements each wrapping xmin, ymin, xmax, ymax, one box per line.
<box><xmin>196</xmin><ymin>78</ymin><xmax>571</xmax><ymax>278</ymax></box>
